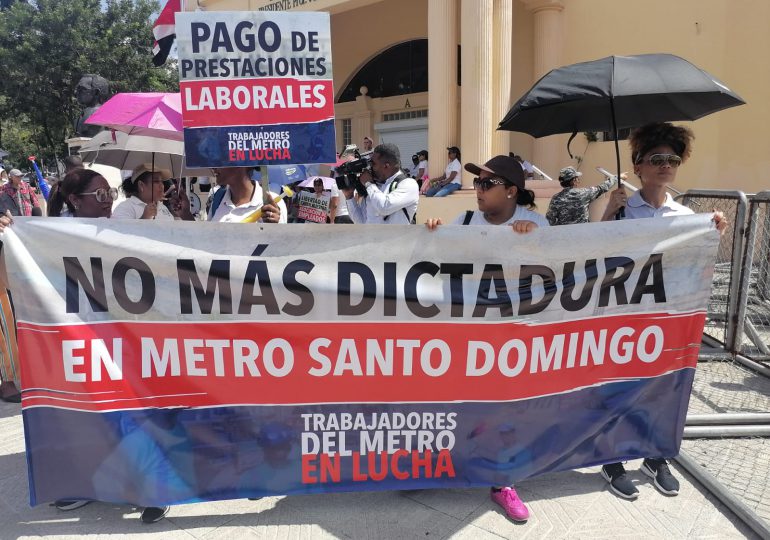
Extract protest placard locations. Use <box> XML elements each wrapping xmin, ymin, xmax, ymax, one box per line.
<box><xmin>296</xmin><ymin>190</ymin><xmax>330</xmax><ymax>222</ymax></box>
<box><xmin>176</xmin><ymin>11</ymin><xmax>336</xmax><ymax>168</ymax></box>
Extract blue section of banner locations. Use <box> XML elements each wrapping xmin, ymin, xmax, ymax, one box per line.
<box><xmin>183</xmin><ymin>121</ymin><xmax>336</xmax><ymax>168</ymax></box>
<box><xmin>23</xmin><ymin>369</ymin><xmax>694</xmax><ymax>507</ymax></box>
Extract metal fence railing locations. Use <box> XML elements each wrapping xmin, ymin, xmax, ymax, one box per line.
<box><xmin>736</xmin><ymin>191</ymin><xmax>770</xmax><ymax>361</ymax></box>
<box><xmin>674</xmin><ymin>190</ymin><xmax>770</xmax><ymax>539</ymax></box>
<box><xmin>677</xmin><ymin>190</ymin><xmax>748</xmax><ymax>352</ymax></box>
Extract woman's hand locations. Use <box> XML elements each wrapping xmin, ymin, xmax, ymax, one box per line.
<box><xmin>261</xmin><ymin>202</ymin><xmax>281</xmax><ymax>223</ymax></box>
<box><xmin>712</xmin><ymin>210</ymin><xmax>728</xmax><ymax>235</ymax></box>
<box><xmin>140</xmin><ymin>203</ymin><xmax>158</xmax><ymax>220</ymax></box>
<box><xmin>0</xmin><ymin>210</ymin><xmax>14</xmax><ymax>232</ymax></box>
<box><xmin>511</xmin><ymin>220</ymin><xmax>538</xmax><ymax>234</ymax></box>
<box><xmin>425</xmin><ymin>217</ymin><xmax>443</xmax><ymax>231</ymax></box>
<box><xmin>602</xmin><ymin>187</ymin><xmax>628</xmax><ymax>220</ymax></box>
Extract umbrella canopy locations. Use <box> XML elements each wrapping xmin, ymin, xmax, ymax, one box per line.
<box><xmin>298</xmin><ymin>176</ymin><xmax>335</xmax><ymax>189</ymax></box>
<box><xmin>78</xmin><ymin>130</ymin><xmax>210</xmax><ymax>177</ymax></box>
<box><xmin>85</xmin><ymin>92</ymin><xmax>184</xmax><ymax>141</ymax></box>
<box><xmin>499</xmin><ymin>54</ymin><xmax>745</xmax><ymax>138</ymax></box>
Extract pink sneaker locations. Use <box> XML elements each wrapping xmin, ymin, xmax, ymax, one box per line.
<box><xmin>490</xmin><ymin>486</ymin><xmax>530</xmax><ymax>522</ymax></box>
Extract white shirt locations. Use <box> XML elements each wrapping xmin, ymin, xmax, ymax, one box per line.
<box><xmin>451</xmin><ymin>207</ymin><xmax>550</xmax><ymax>228</ymax></box>
<box><xmin>346</xmin><ymin>172</ymin><xmax>419</xmax><ymax>225</ymax></box>
<box><xmin>417</xmin><ymin>160</ymin><xmax>429</xmax><ymax>179</ymax></box>
<box><xmin>625</xmin><ymin>191</ymin><xmax>694</xmax><ymax>219</ymax></box>
<box><xmin>329</xmin><ymin>182</ymin><xmax>348</xmax><ymax>217</ymax></box>
<box><xmin>111</xmin><ymin>196</ymin><xmax>175</xmax><ymax>220</ymax></box>
<box><xmin>208</xmin><ymin>183</ymin><xmax>288</xmax><ymax>223</ymax></box>
<box><xmin>446</xmin><ymin>159</ymin><xmax>462</xmax><ymax>185</ymax></box>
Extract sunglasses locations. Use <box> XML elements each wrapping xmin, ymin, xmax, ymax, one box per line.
<box><xmin>473</xmin><ymin>177</ymin><xmax>507</xmax><ymax>191</ymax></box>
<box><xmin>638</xmin><ymin>153</ymin><xmax>682</xmax><ymax>167</ymax></box>
<box><xmin>81</xmin><ymin>187</ymin><xmax>118</xmax><ymax>203</ymax></box>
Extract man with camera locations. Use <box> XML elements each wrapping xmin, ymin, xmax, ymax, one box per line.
<box><xmin>342</xmin><ymin>143</ymin><xmax>418</xmax><ymax>224</ymax></box>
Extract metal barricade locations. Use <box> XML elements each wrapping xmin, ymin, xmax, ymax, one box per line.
<box><xmin>736</xmin><ymin>191</ymin><xmax>770</xmax><ymax>361</ymax></box>
<box><xmin>673</xmin><ymin>190</ymin><xmax>770</xmax><ymax>538</ymax></box>
<box><xmin>677</xmin><ymin>190</ymin><xmax>748</xmax><ymax>352</ymax></box>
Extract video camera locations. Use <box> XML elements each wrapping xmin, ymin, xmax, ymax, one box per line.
<box><xmin>334</xmin><ymin>146</ymin><xmax>374</xmax><ymax>197</ymax></box>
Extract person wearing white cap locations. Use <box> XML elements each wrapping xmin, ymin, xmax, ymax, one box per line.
<box><xmin>112</xmin><ymin>163</ymin><xmax>192</xmax><ymax>220</ymax></box>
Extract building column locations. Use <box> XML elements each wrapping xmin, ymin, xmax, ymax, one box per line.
<box><xmin>427</xmin><ymin>0</ymin><xmax>459</xmax><ymax>179</ymax></box>
<box><xmin>460</xmin><ymin>0</ymin><xmax>494</xmax><ymax>188</ymax></box>
<box><xmin>352</xmin><ymin>87</ymin><xmax>374</xmax><ymax>148</ymax></box>
<box><xmin>523</xmin><ymin>0</ymin><xmax>564</xmax><ymax>175</ymax></box>
<box><xmin>492</xmin><ymin>0</ymin><xmax>513</xmax><ymax>157</ymax></box>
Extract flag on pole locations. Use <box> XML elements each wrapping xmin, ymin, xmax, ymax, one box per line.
<box><xmin>28</xmin><ymin>156</ymin><xmax>50</xmax><ymax>199</ymax></box>
<box><xmin>152</xmin><ymin>0</ymin><xmax>181</xmax><ymax>67</ymax></box>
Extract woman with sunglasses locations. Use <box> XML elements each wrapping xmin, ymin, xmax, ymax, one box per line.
<box><xmin>602</xmin><ymin>122</ymin><xmax>711</xmax><ymax>221</ymax></box>
<box><xmin>48</xmin><ymin>168</ymin><xmax>117</xmax><ymax>218</ymax></box>
<box><xmin>599</xmin><ymin>122</ymin><xmax>726</xmax><ymax>501</ymax></box>
<box><xmin>42</xmin><ymin>168</ymin><xmax>172</xmax><ymax>523</ymax></box>
<box><xmin>426</xmin><ymin>154</ymin><xmax>548</xmax><ymax>231</ymax></box>
<box><xmin>425</xmin><ymin>155</ymin><xmax>547</xmax><ymax>524</ymax></box>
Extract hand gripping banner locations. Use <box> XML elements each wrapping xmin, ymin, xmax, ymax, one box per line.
<box><xmin>3</xmin><ymin>215</ymin><xmax>719</xmax><ymax>506</ymax></box>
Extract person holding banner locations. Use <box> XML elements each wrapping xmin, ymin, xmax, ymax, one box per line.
<box><xmin>425</xmin><ymin>154</ymin><xmax>547</xmax><ymax>523</ymax></box>
<box><xmin>4</xmin><ymin>170</ymin><xmax>171</xmax><ymax>522</ymax></box>
<box><xmin>47</xmin><ymin>169</ymin><xmax>116</xmax><ymax>218</ymax></box>
<box><xmin>343</xmin><ymin>143</ymin><xmax>418</xmax><ymax>225</ymax></box>
<box><xmin>208</xmin><ymin>167</ymin><xmax>286</xmax><ymax>223</ymax></box>
<box><xmin>599</xmin><ymin>122</ymin><xmax>727</xmax><ymax>500</ymax></box>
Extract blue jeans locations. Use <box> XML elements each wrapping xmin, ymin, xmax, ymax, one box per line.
<box><xmin>425</xmin><ymin>182</ymin><xmax>461</xmax><ymax>197</ymax></box>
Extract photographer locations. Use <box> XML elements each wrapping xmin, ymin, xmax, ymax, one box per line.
<box><xmin>343</xmin><ymin>143</ymin><xmax>418</xmax><ymax>224</ymax></box>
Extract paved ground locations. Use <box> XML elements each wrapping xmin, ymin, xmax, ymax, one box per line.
<box><xmin>0</xmin><ymin>400</ymin><xmax>760</xmax><ymax>540</ymax></box>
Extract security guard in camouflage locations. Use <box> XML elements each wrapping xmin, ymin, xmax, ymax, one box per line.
<box><xmin>546</xmin><ymin>166</ymin><xmax>615</xmax><ymax>225</ymax></box>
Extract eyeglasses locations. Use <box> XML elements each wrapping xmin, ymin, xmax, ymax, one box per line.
<box><xmin>80</xmin><ymin>187</ymin><xmax>118</xmax><ymax>203</ymax></box>
<box><xmin>637</xmin><ymin>153</ymin><xmax>682</xmax><ymax>167</ymax></box>
<box><xmin>473</xmin><ymin>177</ymin><xmax>507</xmax><ymax>191</ymax></box>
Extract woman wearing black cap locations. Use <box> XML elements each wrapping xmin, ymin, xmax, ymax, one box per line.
<box><xmin>425</xmin><ymin>154</ymin><xmax>549</xmax><ymax>523</ymax></box>
<box><xmin>426</xmin><ymin>154</ymin><xmax>548</xmax><ymax>230</ymax></box>
<box><xmin>423</xmin><ymin>147</ymin><xmax>462</xmax><ymax>197</ymax></box>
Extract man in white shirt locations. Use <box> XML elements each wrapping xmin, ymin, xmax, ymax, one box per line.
<box><xmin>343</xmin><ymin>143</ymin><xmax>418</xmax><ymax>225</ymax></box>
<box><xmin>208</xmin><ymin>167</ymin><xmax>286</xmax><ymax>223</ymax></box>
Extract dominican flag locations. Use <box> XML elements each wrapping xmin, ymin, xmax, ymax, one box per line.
<box><xmin>152</xmin><ymin>0</ymin><xmax>181</xmax><ymax>67</ymax></box>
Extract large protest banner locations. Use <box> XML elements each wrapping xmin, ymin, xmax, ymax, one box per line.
<box><xmin>176</xmin><ymin>11</ymin><xmax>336</xmax><ymax>167</ymax></box>
<box><xmin>5</xmin><ymin>216</ymin><xmax>718</xmax><ymax>506</ymax></box>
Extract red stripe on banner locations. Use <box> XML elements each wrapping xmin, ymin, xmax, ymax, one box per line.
<box><xmin>18</xmin><ymin>312</ymin><xmax>705</xmax><ymax>412</ymax></box>
<box><xmin>181</xmin><ymin>79</ymin><xmax>335</xmax><ymax>127</ymax></box>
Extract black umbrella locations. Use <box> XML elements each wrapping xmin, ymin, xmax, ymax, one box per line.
<box><xmin>498</xmin><ymin>53</ymin><xmax>745</xmax><ymax>190</ymax></box>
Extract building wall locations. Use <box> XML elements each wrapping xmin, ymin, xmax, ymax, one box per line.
<box><xmin>190</xmin><ymin>0</ymin><xmax>766</xmax><ymax>194</ymax></box>
<box><xmin>554</xmin><ymin>0</ymin><xmax>766</xmax><ymax>194</ymax></box>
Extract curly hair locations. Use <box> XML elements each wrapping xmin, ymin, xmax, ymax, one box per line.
<box><xmin>629</xmin><ymin>122</ymin><xmax>695</xmax><ymax>165</ymax></box>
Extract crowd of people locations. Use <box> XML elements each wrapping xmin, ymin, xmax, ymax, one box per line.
<box><xmin>0</xmin><ymin>122</ymin><xmax>727</xmax><ymax>525</ymax></box>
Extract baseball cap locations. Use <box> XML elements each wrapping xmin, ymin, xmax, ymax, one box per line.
<box><xmin>464</xmin><ymin>155</ymin><xmax>525</xmax><ymax>190</ymax></box>
<box><xmin>9</xmin><ymin>169</ymin><xmax>22</xmax><ymax>177</ymax></box>
<box><xmin>131</xmin><ymin>163</ymin><xmax>172</xmax><ymax>183</ymax></box>
<box><xmin>559</xmin><ymin>166</ymin><xmax>582</xmax><ymax>185</ymax></box>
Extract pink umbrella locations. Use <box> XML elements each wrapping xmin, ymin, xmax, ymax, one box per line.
<box><xmin>86</xmin><ymin>92</ymin><xmax>183</xmax><ymax>141</ymax></box>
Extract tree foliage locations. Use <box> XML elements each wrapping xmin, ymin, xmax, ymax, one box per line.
<box><xmin>0</xmin><ymin>0</ymin><xmax>178</xmax><ymax>169</ymax></box>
